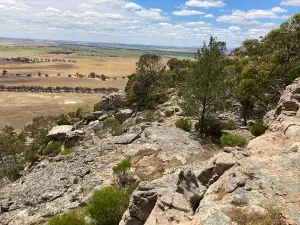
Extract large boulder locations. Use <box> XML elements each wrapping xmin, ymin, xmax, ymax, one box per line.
<box><xmin>102</xmin><ymin>90</ymin><xmax>126</xmax><ymax>111</ymax></box>
<box><xmin>120</xmin><ymin>148</ymin><xmax>300</xmax><ymax>225</ymax></box>
<box><xmin>248</xmin><ymin>78</ymin><xmax>300</xmax><ymax>155</ymax></box>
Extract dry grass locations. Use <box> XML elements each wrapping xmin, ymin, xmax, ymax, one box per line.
<box><xmin>131</xmin><ymin>149</ymin><xmax>183</xmax><ymax>181</ymax></box>
<box><xmin>0</xmin><ymin>92</ymin><xmax>102</xmax><ymax>130</ymax></box>
<box><xmin>227</xmin><ymin>206</ymin><xmax>286</xmax><ymax>225</ymax></box>
<box><xmin>215</xmin><ymin>187</ymin><xmax>227</xmax><ymax>201</ymax></box>
<box><xmin>0</xmin><ymin>76</ymin><xmax>127</xmax><ymax>89</ymax></box>
<box><xmin>0</xmin><ymin>56</ymin><xmax>137</xmax><ymax>77</ymax></box>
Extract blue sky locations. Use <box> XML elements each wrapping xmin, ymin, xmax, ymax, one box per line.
<box><xmin>0</xmin><ymin>0</ymin><xmax>299</xmax><ymax>47</ymax></box>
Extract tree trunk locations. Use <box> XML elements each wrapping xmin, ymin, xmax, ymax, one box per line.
<box><xmin>200</xmin><ymin>98</ymin><xmax>207</xmax><ymax>135</ymax></box>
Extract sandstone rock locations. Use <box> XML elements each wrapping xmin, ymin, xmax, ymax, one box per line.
<box><xmin>249</xmin><ymin>78</ymin><xmax>300</xmax><ymax>155</ymax></box>
<box><xmin>102</xmin><ymin>90</ymin><xmax>126</xmax><ymax>111</ymax></box>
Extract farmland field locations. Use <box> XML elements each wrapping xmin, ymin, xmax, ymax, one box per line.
<box><xmin>0</xmin><ymin>92</ymin><xmax>102</xmax><ymax>130</ymax></box>
<box><xmin>0</xmin><ymin>38</ymin><xmax>195</xmax><ymax>130</ymax></box>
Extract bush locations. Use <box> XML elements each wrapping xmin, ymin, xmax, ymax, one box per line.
<box><xmin>0</xmin><ymin>164</ymin><xmax>23</xmax><ymax>181</ymax></box>
<box><xmin>86</xmin><ymin>186</ymin><xmax>131</xmax><ymax>225</ymax></box>
<box><xmin>42</xmin><ymin>141</ymin><xmax>63</xmax><ymax>156</ymax></box>
<box><xmin>113</xmin><ymin>159</ymin><xmax>132</xmax><ymax>187</ymax></box>
<box><xmin>198</xmin><ymin>117</ymin><xmax>223</xmax><ymax>138</ymax></box>
<box><xmin>250</xmin><ymin>123</ymin><xmax>266</xmax><ymax>137</ymax></box>
<box><xmin>57</xmin><ymin>118</ymin><xmax>72</xmax><ymax>126</ymax></box>
<box><xmin>61</xmin><ymin>147</ymin><xmax>73</xmax><ymax>156</ymax></box>
<box><xmin>220</xmin><ymin>133</ymin><xmax>247</xmax><ymax>148</ymax></box>
<box><xmin>93</xmin><ymin>102</ymin><xmax>102</xmax><ymax>112</ymax></box>
<box><xmin>223</xmin><ymin>120</ymin><xmax>236</xmax><ymax>130</ymax></box>
<box><xmin>175</xmin><ymin>118</ymin><xmax>191</xmax><ymax>132</ymax></box>
<box><xmin>48</xmin><ymin>211</ymin><xmax>86</xmax><ymax>225</ymax></box>
<box><xmin>103</xmin><ymin>117</ymin><xmax>124</xmax><ymax>136</ymax></box>
<box><xmin>76</xmin><ymin>107</ymin><xmax>85</xmax><ymax>119</ymax></box>
<box><xmin>165</xmin><ymin>109</ymin><xmax>174</xmax><ymax>117</ymax></box>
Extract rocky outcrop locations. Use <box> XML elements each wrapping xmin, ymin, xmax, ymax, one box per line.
<box><xmin>248</xmin><ymin>77</ymin><xmax>300</xmax><ymax>155</ymax></box>
<box><xmin>121</xmin><ymin>147</ymin><xmax>300</xmax><ymax>225</ymax></box>
<box><xmin>102</xmin><ymin>90</ymin><xmax>126</xmax><ymax>111</ymax></box>
<box><xmin>2</xmin><ymin>81</ymin><xmax>300</xmax><ymax>225</ymax></box>
<box><xmin>0</xmin><ymin>94</ymin><xmax>209</xmax><ymax>225</ymax></box>
<box><xmin>120</xmin><ymin>80</ymin><xmax>300</xmax><ymax>225</ymax></box>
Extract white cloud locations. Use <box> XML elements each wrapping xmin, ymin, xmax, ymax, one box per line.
<box><xmin>228</xmin><ymin>26</ymin><xmax>241</xmax><ymax>31</ymax></box>
<box><xmin>136</xmin><ymin>8</ymin><xmax>168</xmax><ymax>21</ymax></box>
<box><xmin>271</xmin><ymin>7</ymin><xmax>287</xmax><ymax>13</ymax></box>
<box><xmin>172</xmin><ymin>9</ymin><xmax>205</xmax><ymax>16</ymax></box>
<box><xmin>45</xmin><ymin>7</ymin><xmax>61</xmax><ymax>13</ymax></box>
<box><xmin>204</xmin><ymin>13</ymin><xmax>214</xmax><ymax>18</ymax></box>
<box><xmin>281</xmin><ymin>0</ymin><xmax>300</xmax><ymax>6</ymax></box>
<box><xmin>124</xmin><ymin>2</ymin><xmax>141</xmax><ymax>10</ymax></box>
<box><xmin>185</xmin><ymin>0</ymin><xmax>225</xmax><ymax>8</ymax></box>
<box><xmin>217</xmin><ymin>8</ymin><xmax>287</xmax><ymax>25</ymax></box>
<box><xmin>246</xmin><ymin>9</ymin><xmax>277</xmax><ymax>19</ymax></box>
<box><xmin>183</xmin><ymin>21</ymin><xmax>212</xmax><ymax>27</ymax></box>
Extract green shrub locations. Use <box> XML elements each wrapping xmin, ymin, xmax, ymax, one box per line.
<box><xmin>0</xmin><ymin>164</ymin><xmax>23</xmax><ymax>181</ymax></box>
<box><xmin>115</xmin><ymin>113</ymin><xmax>129</xmax><ymax>124</ymax></box>
<box><xmin>42</xmin><ymin>141</ymin><xmax>63</xmax><ymax>156</ymax></box>
<box><xmin>250</xmin><ymin>123</ymin><xmax>266</xmax><ymax>137</ymax></box>
<box><xmin>165</xmin><ymin>109</ymin><xmax>174</xmax><ymax>117</ymax></box>
<box><xmin>113</xmin><ymin>159</ymin><xmax>131</xmax><ymax>175</ymax></box>
<box><xmin>220</xmin><ymin>133</ymin><xmax>247</xmax><ymax>147</ymax></box>
<box><xmin>175</xmin><ymin>118</ymin><xmax>191</xmax><ymax>132</ymax></box>
<box><xmin>76</xmin><ymin>107</ymin><xmax>84</xmax><ymax>119</ymax></box>
<box><xmin>103</xmin><ymin>117</ymin><xmax>124</xmax><ymax>136</ymax></box>
<box><xmin>113</xmin><ymin>159</ymin><xmax>132</xmax><ymax>187</ymax></box>
<box><xmin>86</xmin><ymin>186</ymin><xmax>131</xmax><ymax>225</ymax></box>
<box><xmin>61</xmin><ymin>147</ymin><xmax>73</xmax><ymax>156</ymax></box>
<box><xmin>57</xmin><ymin>118</ymin><xmax>72</xmax><ymax>126</ymax></box>
<box><xmin>198</xmin><ymin>117</ymin><xmax>223</xmax><ymax>138</ymax></box>
<box><xmin>222</xmin><ymin>120</ymin><xmax>236</xmax><ymax>130</ymax></box>
<box><xmin>94</xmin><ymin>102</ymin><xmax>102</xmax><ymax>112</ymax></box>
<box><xmin>48</xmin><ymin>211</ymin><xmax>86</xmax><ymax>225</ymax></box>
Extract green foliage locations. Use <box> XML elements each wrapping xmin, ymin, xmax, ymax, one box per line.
<box><xmin>197</xmin><ymin>116</ymin><xmax>223</xmax><ymax>138</ymax></box>
<box><xmin>103</xmin><ymin>117</ymin><xmax>124</xmax><ymax>136</ymax></box>
<box><xmin>227</xmin><ymin>13</ymin><xmax>300</xmax><ymax>124</ymax></box>
<box><xmin>113</xmin><ymin>159</ymin><xmax>131</xmax><ymax>175</ymax></box>
<box><xmin>113</xmin><ymin>159</ymin><xmax>132</xmax><ymax>187</ymax></box>
<box><xmin>42</xmin><ymin>141</ymin><xmax>63</xmax><ymax>156</ymax></box>
<box><xmin>61</xmin><ymin>147</ymin><xmax>73</xmax><ymax>156</ymax></box>
<box><xmin>181</xmin><ymin>36</ymin><xmax>227</xmax><ymax>135</ymax></box>
<box><xmin>48</xmin><ymin>211</ymin><xmax>87</xmax><ymax>225</ymax></box>
<box><xmin>57</xmin><ymin>118</ymin><xmax>72</xmax><ymax>126</ymax></box>
<box><xmin>0</xmin><ymin>164</ymin><xmax>24</xmax><ymax>181</ymax></box>
<box><xmin>220</xmin><ymin>133</ymin><xmax>247</xmax><ymax>147</ymax></box>
<box><xmin>222</xmin><ymin>120</ymin><xmax>237</xmax><ymax>130</ymax></box>
<box><xmin>76</xmin><ymin>107</ymin><xmax>85</xmax><ymax>119</ymax></box>
<box><xmin>250</xmin><ymin>123</ymin><xmax>266</xmax><ymax>137</ymax></box>
<box><xmin>0</xmin><ymin>126</ymin><xmax>26</xmax><ymax>181</ymax></box>
<box><xmin>165</xmin><ymin>109</ymin><xmax>174</xmax><ymax>117</ymax></box>
<box><xmin>86</xmin><ymin>186</ymin><xmax>131</xmax><ymax>225</ymax></box>
<box><xmin>175</xmin><ymin>118</ymin><xmax>191</xmax><ymax>132</ymax></box>
<box><xmin>125</xmin><ymin>54</ymin><xmax>167</xmax><ymax>110</ymax></box>
<box><xmin>93</xmin><ymin>102</ymin><xmax>102</xmax><ymax>112</ymax></box>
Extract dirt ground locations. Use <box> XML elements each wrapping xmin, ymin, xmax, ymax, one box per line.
<box><xmin>0</xmin><ymin>92</ymin><xmax>103</xmax><ymax>130</ymax></box>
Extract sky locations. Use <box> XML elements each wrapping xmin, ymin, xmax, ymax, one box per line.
<box><xmin>0</xmin><ymin>0</ymin><xmax>299</xmax><ymax>47</ymax></box>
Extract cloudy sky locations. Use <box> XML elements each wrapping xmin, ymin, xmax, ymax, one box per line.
<box><xmin>0</xmin><ymin>0</ymin><xmax>299</xmax><ymax>47</ymax></box>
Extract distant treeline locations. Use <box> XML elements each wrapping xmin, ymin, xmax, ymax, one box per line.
<box><xmin>0</xmin><ymin>85</ymin><xmax>119</xmax><ymax>94</ymax></box>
